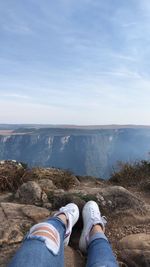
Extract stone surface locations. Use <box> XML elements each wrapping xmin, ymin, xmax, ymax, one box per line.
<box><xmin>0</xmin><ymin>202</ymin><xmax>50</xmax><ymax>246</ymax></box>
<box><xmin>69</xmin><ymin>185</ymin><xmax>146</xmax><ymax>214</ymax></box>
<box><xmin>1</xmin><ymin>202</ymin><xmax>25</xmax><ymax>219</ymax></box>
<box><xmin>16</xmin><ymin>181</ymin><xmax>43</xmax><ymax>204</ymax></box>
<box><xmin>0</xmin><ymin>220</ymin><xmax>24</xmax><ymax>246</ymax></box>
<box><xmin>0</xmin><ymin>163</ymin><xmax>150</xmax><ymax>267</ymax></box>
<box><xmin>22</xmin><ymin>205</ymin><xmax>50</xmax><ymax>222</ymax></box>
<box><xmin>118</xmin><ymin>233</ymin><xmax>150</xmax><ymax>267</ymax></box>
<box><xmin>0</xmin><ymin>206</ymin><xmax>6</xmax><ymax>222</ymax></box>
<box><xmin>97</xmin><ymin>186</ymin><xmax>146</xmax><ymax>213</ymax></box>
<box><xmin>64</xmin><ymin>246</ymin><xmax>85</xmax><ymax>267</ymax></box>
<box><xmin>0</xmin><ymin>244</ymin><xmax>20</xmax><ymax>267</ymax></box>
<box><xmin>0</xmin><ymin>192</ymin><xmax>13</xmax><ymax>202</ymax></box>
<box><xmin>38</xmin><ymin>178</ymin><xmax>56</xmax><ymax>191</ymax></box>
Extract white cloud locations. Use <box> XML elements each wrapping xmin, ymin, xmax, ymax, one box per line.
<box><xmin>122</xmin><ymin>22</ymin><xmax>138</xmax><ymax>27</ymax></box>
<box><xmin>1</xmin><ymin>93</ymin><xmax>31</xmax><ymax>99</ymax></box>
<box><xmin>3</xmin><ymin>24</ymin><xmax>32</xmax><ymax>34</ymax></box>
<box><xmin>111</xmin><ymin>53</ymin><xmax>137</xmax><ymax>62</ymax></box>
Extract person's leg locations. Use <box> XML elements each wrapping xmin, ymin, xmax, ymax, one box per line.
<box><xmin>79</xmin><ymin>201</ymin><xmax>119</xmax><ymax>267</ymax></box>
<box><xmin>8</xmin><ymin>217</ymin><xmax>66</xmax><ymax>267</ymax></box>
<box><xmin>86</xmin><ymin>225</ymin><xmax>119</xmax><ymax>267</ymax></box>
<box><xmin>8</xmin><ymin>203</ymin><xmax>79</xmax><ymax>267</ymax></box>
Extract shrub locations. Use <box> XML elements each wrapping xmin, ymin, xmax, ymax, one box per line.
<box><xmin>72</xmin><ymin>192</ymin><xmax>97</xmax><ymax>202</ymax></box>
<box><xmin>52</xmin><ymin>170</ymin><xmax>77</xmax><ymax>190</ymax></box>
<box><xmin>0</xmin><ymin>161</ymin><xmax>26</xmax><ymax>192</ymax></box>
<box><xmin>110</xmin><ymin>160</ymin><xmax>150</xmax><ymax>189</ymax></box>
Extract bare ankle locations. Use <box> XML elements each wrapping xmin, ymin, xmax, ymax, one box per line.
<box><xmin>90</xmin><ymin>224</ymin><xmax>104</xmax><ymax>237</ymax></box>
<box><xmin>57</xmin><ymin>214</ymin><xmax>68</xmax><ymax>226</ymax></box>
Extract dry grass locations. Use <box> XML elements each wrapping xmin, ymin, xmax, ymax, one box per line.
<box><xmin>50</xmin><ymin>170</ymin><xmax>77</xmax><ymax>190</ymax></box>
<box><xmin>21</xmin><ymin>168</ymin><xmax>77</xmax><ymax>190</ymax></box>
<box><xmin>0</xmin><ymin>161</ymin><xmax>26</xmax><ymax>192</ymax></box>
<box><xmin>110</xmin><ymin>160</ymin><xmax>150</xmax><ymax>190</ymax></box>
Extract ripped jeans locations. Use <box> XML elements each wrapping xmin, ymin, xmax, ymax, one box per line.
<box><xmin>8</xmin><ymin>217</ymin><xmax>119</xmax><ymax>267</ymax></box>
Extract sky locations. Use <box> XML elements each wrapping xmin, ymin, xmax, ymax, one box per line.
<box><xmin>0</xmin><ymin>0</ymin><xmax>150</xmax><ymax>125</ymax></box>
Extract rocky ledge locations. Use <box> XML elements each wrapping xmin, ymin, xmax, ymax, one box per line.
<box><xmin>0</xmin><ymin>160</ymin><xmax>150</xmax><ymax>267</ymax></box>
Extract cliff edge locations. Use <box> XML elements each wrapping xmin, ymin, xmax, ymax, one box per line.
<box><xmin>0</xmin><ymin>160</ymin><xmax>149</xmax><ymax>267</ymax></box>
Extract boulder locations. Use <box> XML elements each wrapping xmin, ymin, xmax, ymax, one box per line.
<box><xmin>0</xmin><ymin>202</ymin><xmax>50</xmax><ymax>222</ymax></box>
<box><xmin>118</xmin><ymin>233</ymin><xmax>150</xmax><ymax>267</ymax></box>
<box><xmin>0</xmin><ymin>202</ymin><xmax>50</xmax><ymax>246</ymax></box>
<box><xmin>22</xmin><ymin>205</ymin><xmax>50</xmax><ymax>222</ymax></box>
<box><xmin>69</xmin><ymin>186</ymin><xmax>146</xmax><ymax>215</ymax></box>
<box><xmin>97</xmin><ymin>186</ymin><xmax>146</xmax><ymax>213</ymax></box>
<box><xmin>38</xmin><ymin>178</ymin><xmax>56</xmax><ymax>191</ymax></box>
<box><xmin>22</xmin><ymin>168</ymin><xmax>80</xmax><ymax>190</ymax></box>
<box><xmin>0</xmin><ymin>221</ymin><xmax>24</xmax><ymax>246</ymax></box>
<box><xmin>16</xmin><ymin>181</ymin><xmax>43</xmax><ymax>204</ymax></box>
<box><xmin>1</xmin><ymin>202</ymin><xmax>26</xmax><ymax>219</ymax></box>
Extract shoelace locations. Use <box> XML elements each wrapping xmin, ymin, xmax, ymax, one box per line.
<box><xmin>91</xmin><ymin>207</ymin><xmax>98</xmax><ymax>219</ymax></box>
<box><xmin>91</xmin><ymin>207</ymin><xmax>107</xmax><ymax>226</ymax></box>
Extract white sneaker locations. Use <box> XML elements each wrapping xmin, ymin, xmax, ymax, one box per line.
<box><xmin>79</xmin><ymin>201</ymin><xmax>107</xmax><ymax>253</ymax></box>
<box><xmin>54</xmin><ymin>203</ymin><xmax>79</xmax><ymax>246</ymax></box>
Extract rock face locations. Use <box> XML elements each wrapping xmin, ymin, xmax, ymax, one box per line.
<box><xmin>96</xmin><ymin>186</ymin><xmax>146</xmax><ymax>212</ymax></box>
<box><xmin>38</xmin><ymin>179</ymin><xmax>56</xmax><ymax>191</ymax></box>
<box><xmin>16</xmin><ymin>181</ymin><xmax>44</xmax><ymax>204</ymax></box>
<box><xmin>0</xmin><ymin>202</ymin><xmax>50</xmax><ymax>266</ymax></box>
<box><xmin>1</xmin><ymin>127</ymin><xmax>150</xmax><ymax>178</ymax></box>
<box><xmin>0</xmin><ymin>201</ymin><xmax>84</xmax><ymax>267</ymax></box>
<box><xmin>118</xmin><ymin>234</ymin><xmax>150</xmax><ymax>267</ymax></box>
<box><xmin>0</xmin><ymin>162</ymin><xmax>150</xmax><ymax>267</ymax></box>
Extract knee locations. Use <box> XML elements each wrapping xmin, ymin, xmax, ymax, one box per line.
<box><xmin>26</xmin><ymin>222</ymin><xmax>60</xmax><ymax>255</ymax></box>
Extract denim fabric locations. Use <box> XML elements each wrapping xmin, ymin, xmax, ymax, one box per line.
<box><xmin>8</xmin><ymin>218</ymin><xmax>66</xmax><ymax>267</ymax></box>
<box><xmin>86</xmin><ymin>233</ymin><xmax>119</xmax><ymax>267</ymax></box>
<box><xmin>8</xmin><ymin>218</ymin><xmax>119</xmax><ymax>267</ymax></box>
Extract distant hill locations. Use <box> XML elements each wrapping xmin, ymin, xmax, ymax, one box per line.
<box><xmin>1</xmin><ymin>123</ymin><xmax>150</xmax><ymax>130</ymax></box>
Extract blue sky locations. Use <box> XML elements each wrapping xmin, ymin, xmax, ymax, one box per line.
<box><xmin>0</xmin><ymin>0</ymin><xmax>150</xmax><ymax>124</ymax></box>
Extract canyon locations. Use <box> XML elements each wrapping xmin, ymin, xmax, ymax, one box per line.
<box><xmin>0</xmin><ymin>125</ymin><xmax>150</xmax><ymax>178</ymax></box>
